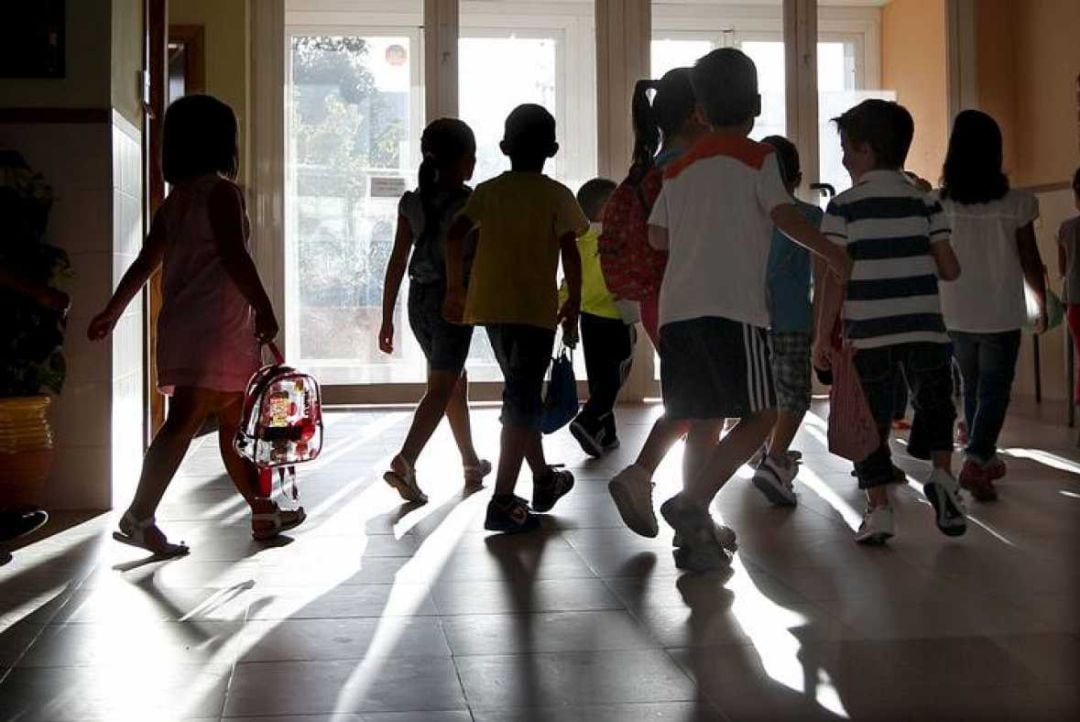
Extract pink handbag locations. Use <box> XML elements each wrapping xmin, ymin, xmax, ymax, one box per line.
<box><xmin>827</xmin><ymin>331</ymin><xmax>881</xmax><ymax>462</ymax></box>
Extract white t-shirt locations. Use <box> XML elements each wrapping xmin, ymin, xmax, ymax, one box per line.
<box><xmin>937</xmin><ymin>189</ymin><xmax>1039</xmax><ymax>333</ymax></box>
<box><xmin>648</xmin><ymin>134</ymin><xmax>792</xmax><ymax>329</ymax></box>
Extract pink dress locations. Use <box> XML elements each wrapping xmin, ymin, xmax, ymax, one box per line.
<box><xmin>156</xmin><ymin>175</ymin><xmax>261</xmax><ymax>395</ymax></box>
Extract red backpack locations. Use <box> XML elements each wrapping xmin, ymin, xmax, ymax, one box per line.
<box><xmin>598</xmin><ymin>163</ymin><xmax>668</xmax><ymax>302</ymax></box>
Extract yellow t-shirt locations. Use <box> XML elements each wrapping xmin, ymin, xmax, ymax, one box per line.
<box><xmin>559</xmin><ymin>224</ymin><xmax>622</xmax><ymax>320</ymax></box>
<box><xmin>460</xmin><ymin>172</ymin><xmax>589</xmax><ymax>330</ymax></box>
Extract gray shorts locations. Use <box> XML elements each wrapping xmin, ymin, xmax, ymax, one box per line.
<box><xmin>769</xmin><ymin>331</ymin><xmax>812</xmax><ymax>415</ymax></box>
<box><xmin>408</xmin><ymin>282</ymin><xmax>474</xmax><ymax>373</ymax></box>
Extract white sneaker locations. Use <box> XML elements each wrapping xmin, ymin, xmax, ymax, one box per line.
<box><xmin>924</xmin><ymin>468</ymin><xmax>967</xmax><ymax>537</ymax></box>
<box><xmin>609</xmin><ymin>464</ymin><xmax>658</xmax><ymax>537</ymax></box>
<box><xmin>674</xmin><ymin>521</ymin><xmax>738</xmax><ymax>552</ymax></box>
<box><xmin>751</xmin><ymin>455</ymin><xmax>798</xmax><ymax>506</ymax></box>
<box><xmin>854</xmin><ymin>505</ymin><xmax>894</xmax><ymax>545</ymax></box>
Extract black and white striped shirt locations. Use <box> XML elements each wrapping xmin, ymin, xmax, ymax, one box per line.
<box><xmin>822</xmin><ymin>170</ymin><xmax>950</xmax><ymax>349</ymax></box>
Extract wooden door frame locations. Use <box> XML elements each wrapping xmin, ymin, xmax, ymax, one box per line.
<box><xmin>145</xmin><ymin>0</ymin><xmax>168</xmax><ymax>440</ymax></box>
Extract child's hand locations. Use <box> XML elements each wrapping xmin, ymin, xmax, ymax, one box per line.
<box><xmin>443</xmin><ymin>287</ymin><xmax>465</xmax><ymax>324</ymax></box>
<box><xmin>1034</xmin><ymin>308</ymin><xmax>1049</xmax><ymax>335</ymax></box>
<box><xmin>378</xmin><ymin>321</ymin><xmax>394</xmax><ymax>354</ymax></box>
<box><xmin>255</xmin><ymin>306</ymin><xmax>279</xmax><ymax>342</ymax></box>
<box><xmin>813</xmin><ymin>339</ymin><xmax>832</xmax><ymax>371</ymax></box>
<box><xmin>87</xmin><ymin>309</ymin><xmax>119</xmax><ymax>341</ymax></box>
<box><xmin>557</xmin><ymin>297</ymin><xmax>580</xmax><ymax>339</ymax></box>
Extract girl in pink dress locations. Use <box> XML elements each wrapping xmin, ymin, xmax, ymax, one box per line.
<box><xmin>89</xmin><ymin>95</ymin><xmax>304</xmax><ymax>556</ymax></box>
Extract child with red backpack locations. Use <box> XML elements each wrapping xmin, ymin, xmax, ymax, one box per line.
<box><xmin>603</xmin><ymin>68</ymin><xmax>713</xmax><ymax>538</ymax></box>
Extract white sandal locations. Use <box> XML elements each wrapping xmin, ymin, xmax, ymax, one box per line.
<box><xmin>383</xmin><ymin>455</ymin><xmax>428</xmax><ymax>503</ymax></box>
<box><xmin>252</xmin><ymin>505</ymin><xmax>307</xmax><ymax>541</ymax></box>
<box><xmin>464</xmin><ymin>459</ymin><xmax>492</xmax><ymax>490</ymax></box>
<box><xmin>112</xmin><ymin>512</ymin><xmax>189</xmax><ymax>557</ymax></box>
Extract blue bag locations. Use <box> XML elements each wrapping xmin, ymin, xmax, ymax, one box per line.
<box><xmin>539</xmin><ymin>345</ymin><xmax>578</xmax><ymax>434</ymax></box>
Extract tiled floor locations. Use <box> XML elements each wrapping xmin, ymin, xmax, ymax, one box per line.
<box><xmin>1</xmin><ymin>401</ymin><xmax>1078</xmax><ymax>721</ymax></box>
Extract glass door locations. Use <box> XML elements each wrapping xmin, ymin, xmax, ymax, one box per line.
<box><xmin>285</xmin><ymin>29</ymin><xmax>425</xmax><ymax>386</ymax></box>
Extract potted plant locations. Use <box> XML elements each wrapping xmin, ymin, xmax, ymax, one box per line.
<box><xmin>0</xmin><ymin>149</ymin><xmax>70</xmax><ymax>511</ymax></box>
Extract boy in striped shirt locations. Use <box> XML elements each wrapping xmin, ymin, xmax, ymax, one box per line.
<box><xmin>814</xmin><ymin>99</ymin><xmax>966</xmax><ymax>545</ymax></box>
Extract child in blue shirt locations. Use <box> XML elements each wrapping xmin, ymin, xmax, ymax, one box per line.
<box><xmin>751</xmin><ymin>135</ymin><xmax>823</xmax><ymax>507</ymax></box>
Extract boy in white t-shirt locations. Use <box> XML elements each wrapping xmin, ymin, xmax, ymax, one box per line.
<box><xmin>648</xmin><ymin>48</ymin><xmax>848</xmax><ymax>572</ymax></box>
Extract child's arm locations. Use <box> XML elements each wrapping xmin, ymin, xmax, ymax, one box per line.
<box><xmin>1016</xmin><ymin>221</ymin><xmax>1048</xmax><ymax>332</ymax></box>
<box><xmin>648</xmin><ymin>224</ymin><xmax>669</xmax><ymax>251</ymax></box>
<box><xmin>930</xmin><ymin>239</ymin><xmax>961</xmax><ymax>281</ymax></box>
<box><xmin>558</xmin><ymin>230</ymin><xmax>583</xmax><ymax>339</ymax></box>
<box><xmin>771</xmin><ymin>204</ymin><xmax>850</xmax><ymax>282</ymax></box>
<box><xmin>379</xmin><ymin>214</ymin><xmax>412</xmax><ymax>353</ymax></box>
<box><xmin>443</xmin><ymin>215</ymin><xmax>475</xmax><ymax>324</ymax></box>
<box><xmin>1058</xmin><ymin>238</ymin><xmax>1068</xmax><ymax>279</ymax></box>
<box><xmin>87</xmin><ymin>212</ymin><xmax>168</xmax><ymax>340</ymax></box>
<box><xmin>812</xmin><ymin>255</ymin><xmax>845</xmax><ymax>370</ymax></box>
<box><xmin>210</xmin><ymin>181</ymin><xmax>278</xmax><ymax>342</ymax></box>
<box><xmin>0</xmin><ymin>267</ymin><xmax>70</xmax><ymax>314</ymax></box>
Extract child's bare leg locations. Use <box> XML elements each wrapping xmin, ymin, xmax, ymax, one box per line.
<box><xmin>523</xmin><ymin>430</ymin><xmax>547</xmax><ymax>476</ymax></box>
<box><xmin>768</xmin><ymin>410</ymin><xmax>805</xmax><ymax>458</ymax></box>
<box><xmin>216</xmin><ymin>393</ymin><xmax>267</xmax><ymax>507</ymax></box>
<box><xmin>126</xmin><ymin>387</ymin><xmax>213</xmax><ymax>521</ymax></box>
<box><xmin>495</xmin><ymin>424</ymin><xmax>531</xmax><ymax>497</ymax></box>
<box><xmin>683</xmin><ymin>419</ymin><xmax>723</xmax><ymax>483</ymax></box>
<box><xmin>931</xmin><ymin>449</ymin><xmax>953</xmax><ymax>475</ymax></box>
<box><xmin>445</xmin><ymin>371</ymin><xmax>481</xmax><ymax>468</ymax></box>
<box><xmin>397</xmin><ymin>369</ymin><xmax>459</xmax><ymax>466</ymax></box>
<box><xmin>635</xmin><ymin>415</ymin><xmax>690</xmax><ymax>474</ymax></box>
<box><xmin>685</xmin><ymin>410</ymin><xmax>777</xmax><ymax>505</ymax></box>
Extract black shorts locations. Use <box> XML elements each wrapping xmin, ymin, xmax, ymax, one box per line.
<box><xmin>659</xmin><ymin>316</ymin><xmax>775</xmax><ymax>420</ymax></box>
<box><xmin>487</xmin><ymin>324</ymin><xmax>556</xmax><ymax>429</ymax></box>
<box><xmin>408</xmin><ymin>282</ymin><xmax>474</xmax><ymax>373</ymax></box>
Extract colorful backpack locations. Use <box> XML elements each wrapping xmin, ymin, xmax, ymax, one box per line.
<box><xmin>598</xmin><ymin>163</ymin><xmax>668</xmax><ymax>302</ymax></box>
<box><xmin>235</xmin><ymin>343</ymin><xmax>323</xmax><ymax>498</ymax></box>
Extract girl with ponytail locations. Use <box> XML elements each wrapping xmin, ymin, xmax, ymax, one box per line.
<box><xmin>379</xmin><ymin>118</ymin><xmax>491</xmax><ymax>502</ymax></box>
<box><xmin>608</xmin><ymin>68</ymin><xmax>714</xmax><ymax>539</ymax></box>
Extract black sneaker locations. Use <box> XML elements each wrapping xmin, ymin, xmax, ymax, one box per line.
<box><xmin>485</xmin><ymin>495</ymin><xmax>540</xmax><ymax>534</ymax></box>
<box><xmin>0</xmin><ymin>510</ymin><xmax>48</xmax><ymax>543</ymax></box>
<box><xmin>532</xmin><ymin>466</ymin><xmax>575</xmax><ymax>513</ymax></box>
<box><xmin>569</xmin><ymin>417</ymin><xmax>604</xmax><ymax>458</ymax></box>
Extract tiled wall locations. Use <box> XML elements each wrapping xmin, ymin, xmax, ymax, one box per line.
<box><xmin>0</xmin><ymin>116</ymin><xmax>145</xmax><ymax>510</ymax></box>
<box><xmin>111</xmin><ymin>113</ymin><xmax>145</xmax><ymax>506</ymax></box>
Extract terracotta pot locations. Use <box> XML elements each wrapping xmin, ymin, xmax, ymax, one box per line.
<box><xmin>0</xmin><ymin>396</ymin><xmax>54</xmax><ymax>510</ymax></box>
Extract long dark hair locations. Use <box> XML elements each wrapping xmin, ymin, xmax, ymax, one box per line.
<box><xmin>417</xmin><ymin>118</ymin><xmax>476</xmax><ymax>220</ymax></box>
<box><xmin>631</xmin><ymin>68</ymin><xmax>696</xmax><ymax>168</ymax></box>
<box><xmin>162</xmin><ymin>95</ymin><xmax>239</xmax><ymax>184</ymax></box>
<box><xmin>940</xmin><ymin>109</ymin><xmax>1009</xmax><ymax>204</ymax></box>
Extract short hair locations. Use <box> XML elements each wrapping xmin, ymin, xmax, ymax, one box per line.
<box><xmin>577</xmin><ymin>178</ymin><xmax>617</xmax><ymax>220</ymax></box>
<box><xmin>761</xmin><ymin>135</ymin><xmax>801</xmax><ymax>188</ymax></box>
<box><xmin>691</xmin><ymin>48</ymin><xmax>760</xmax><ymax>127</ymax></box>
<box><xmin>162</xmin><ymin>95</ymin><xmax>239</xmax><ymax>184</ymax></box>
<box><xmin>833</xmin><ymin>99</ymin><xmax>914</xmax><ymax>170</ymax></box>
<box><xmin>502</xmin><ymin>104</ymin><xmax>556</xmax><ymax>158</ymax></box>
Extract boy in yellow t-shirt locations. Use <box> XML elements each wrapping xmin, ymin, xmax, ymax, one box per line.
<box><xmin>565</xmin><ymin>178</ymin><xmax>638</xmax><ymax>458</ymax></box>
<box><xmin>445</xmin><ymin>104</ymin><xmax>588</xmax><ymax>534</ymax></box>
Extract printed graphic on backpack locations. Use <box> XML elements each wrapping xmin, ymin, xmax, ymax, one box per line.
<box><xmin>598</xmin><ymin>163</ymin><xmax>668</xmax><ymax>302</ymax></box>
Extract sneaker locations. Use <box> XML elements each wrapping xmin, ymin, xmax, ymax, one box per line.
<box><xmin>924</xmin><ymin>468</ymin><xmax>967</xmax><ymax>537</ymax></box>
<box><xmin>383</xmin><ymin>455</ymin><xmax>428</xmax><ymax>504</ymax></box>
<box><xmin>660</xmin><ymin>494</ymin><xmax>731</xmax><ymax>573</ymax></box>
<box><xmin>751</xmin><ymin>455</ymin><xmax>798</xmax><ymax>506</ymax></box>
<box><xmin>569</xmin><ymin>417</ymin><xmax>604</xmax><ymax>458</ymax></box>
<box><xmin>608</xmin><ymin>464</ymin><xmax>658</xmax><ymax>537</ymax></box>
<box><xmin>532</xmin><ymin>466</ymin><xmax>575</xmax><ymax>513</ymax></box>
<box><xmin>959</xmin><ymin>459</ymin><xmax>998</xmax><ymax>502</ymax></box>
<box><xmin>673</xmin><ymin>521</ymin><xmax>738</xmax><ymax>553</ymax></box>
<box><xmin>984</xmin><ymin>455</ymin><xmax>1007</xmax><ymax>481</ymax></box>
<box><xmin>485</xmin><ymin>495</ymin><xmax>540</xmax><ymax>534</ymax></box>
<box><xmin>854</xmin><ymin>505</ymin><xmax>894</xmax><ymax>545</ymax></box>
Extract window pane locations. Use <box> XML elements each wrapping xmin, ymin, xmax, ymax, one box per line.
<box><xmin>286</xmin><ymin>33</ymin><xmax>425</xmax><ymax>384</ymax></box>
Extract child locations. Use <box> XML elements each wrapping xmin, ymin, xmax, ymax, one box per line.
<box><xmin>937</xmin><ymin>110</ymin><xmax>1047</xmax><ymax>502</ymax></box>
<box><xmin>88</xmin><ymin>95</ymin><xmax>304</xmax><ymax>556</ymax></box>
<box><xmin>379</xmin><ymin>118</ymin><xmax>490</xmax><ymax>502</ymax></box>
<box><xmin>750</xmin><ymin>135</ymin><xmax>824</xmax><ymax>506</ymax></box>
<box><xmin>567</xmin><ymin>177</ymin><xmax>638</xmax><ymax>458</ymax></box>
<box><xmin>1059</xmin><ymin>167</ymin><xmax>1080</xmax><ymax>405</ymax></box>
<box><xmin>444</xmin><ymin>104</ymin><xmax>587</xmax><ymax>533</ymax></box>
<box><xmin>814</xmin><ymin>99</ymin><xmax>965</xmax><ymax>545</ymax></box>
<box><xmin>608</xmin><ymin>68</ymin><xmax>712</xmax><ymax>539</ymax></box>
<box><xmin>649</xmin><ymin>49</ymin><xmax>848</xmax><ymax>571</ymax></box>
